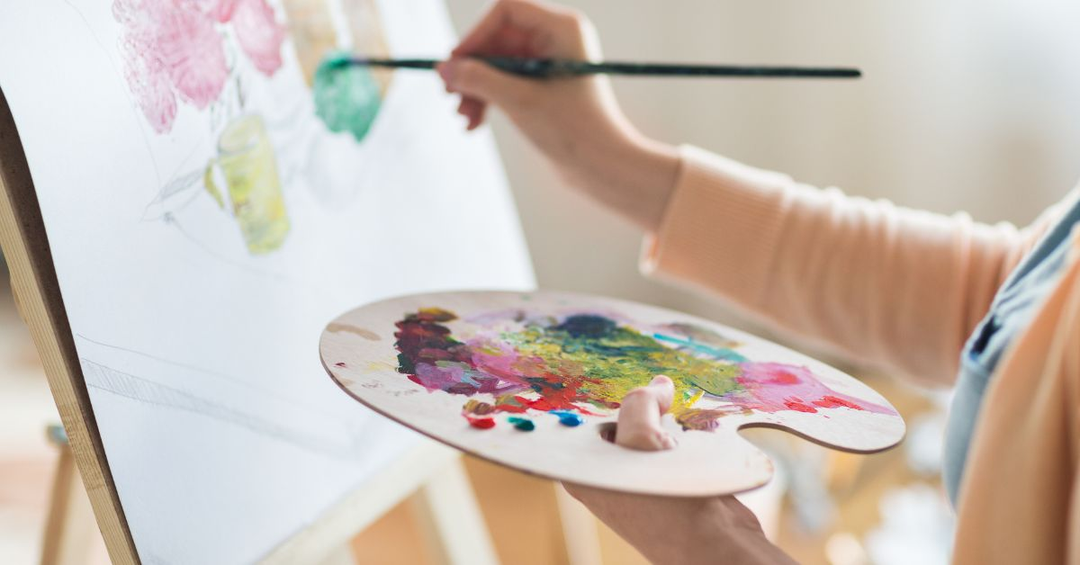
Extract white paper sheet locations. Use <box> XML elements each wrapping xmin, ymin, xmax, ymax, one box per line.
<box><xmin>0</xmin><ymin>1</ymin><xmax>534</xmax><ymax>562</ymax></box>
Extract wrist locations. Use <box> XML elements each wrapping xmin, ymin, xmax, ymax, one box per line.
<box><xmin>578</xmin><ymin>131</ymin><xmax>679</xmax><ymax>232</ymax></box>
<box><xmin>648</xmin><ymin>498</ymin><xmax>790</xmax><ymax>565</ymax></box>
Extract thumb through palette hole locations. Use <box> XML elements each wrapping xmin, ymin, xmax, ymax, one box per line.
<box><xmin>596</xmin><ymin>422</ymin><xmax>680</xmax><ymax>450</ymax></box>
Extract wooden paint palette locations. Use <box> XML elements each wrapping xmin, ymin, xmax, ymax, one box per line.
<box><xmin>320</xmin><ymin>291</ymin><xmax>905</xmax><ymax>496</ymax></box>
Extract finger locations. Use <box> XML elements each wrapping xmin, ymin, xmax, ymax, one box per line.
<box><xmin>448</xmin><ymin>77</ymin><xmax>491</xmax><ymax>130</ymax></box>
<box><xmin>439</xmin><ymin>57</ymin><xmax>535</xmax><ymax>112</ymax></box>
<box><xmin>614</xmin><ymin>375</ymin><xmax>676</xmax><ymax>451</ymax></box>
<box><xmin>445</xmin><ymin>66</ymin><xmax>482</xmax><ymax>128</ymax></box>
<box><xmin>456</xmin><ymin>97</ymin><xmax>486</xmax><ymax>131</ymax></box>
<box><xmin>455</xmin><ymin>97</ymin><xmax>470</xmax><ymax>126</ymax></box>
<box><xmin>456</xmin><ymin>96</ymin><xmax>485</xmax><ymax>125</ymax></box>
<box><xmin>464</xmin><ymin>98</ymin><xmax>487</xmax><ymax>130</ymax></box>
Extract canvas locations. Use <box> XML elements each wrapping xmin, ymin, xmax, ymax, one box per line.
<box><xmin>0</xmin><ymin>0</ymin><xmax>533</xmax><ymax>562</ymax></box>
<box><xmin>322</xmin><ymin>291</ymin><xmax>905</xmax><ymax>496</ymax></box>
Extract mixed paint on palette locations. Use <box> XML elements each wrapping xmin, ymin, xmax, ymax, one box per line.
<box><xmin>394</xmin><ymin>308</ymin><xmax>897</xmax><ymax>432</ymax></box>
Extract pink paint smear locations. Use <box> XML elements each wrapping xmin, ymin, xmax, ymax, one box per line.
<box><xmin>722</xmin><ymin>362</ymin><xmax>895</xmax><ymax>416</ymax></box>
<box><xmin>113</xmin><ymin>0</ymin><xmax>287</xmax><ymax>133</ymax></box>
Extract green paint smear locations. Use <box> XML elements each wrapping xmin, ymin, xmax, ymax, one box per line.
<box><xmin>314</xmin><ymin>52</ymin><xmax>383</xmax><ymax>142</ymax></box>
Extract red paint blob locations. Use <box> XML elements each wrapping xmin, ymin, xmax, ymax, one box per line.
<box><xmin>334</xmin><ymin>362</ymin><xmax>347</xmax><ymax>368</ymax></box>
<box><xmin>783</xmin><ymin>398</ymin><xmax>818</xmax><ymax>413</ymax></box>
<box><xmin>813</xmin><ymin>395</ymin><xmax>865</xmax><ymax>410</ymax></box>
<box><xmin>769</xmin><ymin>371</ymin><xmax>801</xmax><ymax>385</ymax></box>
<box><xmin>467</xmin><ymin>417</ymin><xmax>496</xmax><ymax>429</ymax></box>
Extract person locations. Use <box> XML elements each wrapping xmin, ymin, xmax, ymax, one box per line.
<box><xmin>436</xmin><ymin>1</ymin><xmax>1080</xmax><ymax>563</ymax></box>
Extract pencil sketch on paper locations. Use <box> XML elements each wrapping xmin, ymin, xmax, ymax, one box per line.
<box><xmin>76</xmin><ymin>332</ymin><xmax>382</xmax><ymax>458</ymax></box>
<box><xmin>81</xmin><ymin>358</ymin><xmax>356</xmax><ymax>456</ymax></box>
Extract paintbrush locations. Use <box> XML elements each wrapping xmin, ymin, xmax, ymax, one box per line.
<box><xmin>324</xmin><ymin>55</ymin><xmax>861</xmax><ymax>79</ymax></box>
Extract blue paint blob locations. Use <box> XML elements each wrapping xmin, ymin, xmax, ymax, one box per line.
<box><xmin>507</xmin><ymin>416</ymin><xmax>535</xmax><ymax>432</ymax></box>
<box><xmin>550</xmin><ymin>410</ymin><xmax>584</xmax><ymax>427</ymax></box>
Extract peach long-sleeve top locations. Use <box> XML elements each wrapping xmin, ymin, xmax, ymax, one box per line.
<box><xmin>642</xmin><ymin>146</ymin><xmax>1080</xmax><ymax>564</ymax></box>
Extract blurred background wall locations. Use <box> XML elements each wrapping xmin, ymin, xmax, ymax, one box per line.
<box><xmin>446</xmin><ymin>0</ymin><xmax>1080</xmax><ymax>353</ymax></box>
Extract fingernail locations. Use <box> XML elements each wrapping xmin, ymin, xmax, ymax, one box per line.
<box><xmin>651</xmin><ymin>375</ymin><xmax>672</xmax><ymax>386</ymax></box>
<box><xmin>659</xmin><ymin>433</ymin><xmax>677</xmax><ymax>449</ymax></box>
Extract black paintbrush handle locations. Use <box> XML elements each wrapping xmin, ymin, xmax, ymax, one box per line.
<box><xmin>484</xmin><ymin>58</ymin><xmax>861</xmax><ymax>79</ymax></box>
<box><xmin>342</xmin><ymin>57</ymin><xmax>861</xmax><ymax>79</ymax></box>
<box><xmin>353</xmin><ymin>58</ymin><xmax>439</xmax><ymax>71</ymax></box>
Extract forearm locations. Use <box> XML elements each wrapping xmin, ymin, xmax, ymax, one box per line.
<box><xmin>641</xmin><ymin>147</ymin><xmax>1042</xmax><ymax>384</ymax></box>
<box><xmin>638</xmin><ymin>506</ymin><xmax>795</xmax><ymax>565</ymax></box>
<box><xmin>572</xmin><ymin>128</ymin><xmax>680</xmax><ymax>232</ymax></box>
<box><xmin>631</xmin><ymin>523</ymin><xmax>791</xmax><ymax>565</ymax></box>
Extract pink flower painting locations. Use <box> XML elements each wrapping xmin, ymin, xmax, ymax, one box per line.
<box><xmin>113</xmin><ymin>0</ymin><xmax>288</xmax><ymax>134</ymax></box>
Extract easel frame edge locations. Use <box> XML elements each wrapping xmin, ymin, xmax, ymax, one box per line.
<box><xmin>0</xmin><ymin>86</ymin><xmax>140</xmax><ymax>565</ymax></box>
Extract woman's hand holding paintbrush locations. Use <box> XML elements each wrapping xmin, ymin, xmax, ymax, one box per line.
<box><xmin>437</xmin><ymin>0</ymin><xmax>682</xmax><ymax>233</ymax></box>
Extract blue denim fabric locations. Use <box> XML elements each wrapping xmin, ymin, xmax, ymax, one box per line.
<box><xmin>943</xmin><ymin>198</ymin><xmax>1080</xmax><ymax>505</ymax></box>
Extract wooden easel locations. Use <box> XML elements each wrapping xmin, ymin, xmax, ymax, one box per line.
<box><xmin>0</xmin><ymin>86</ymin><xmax>502</xmax><ymax>565</ymax></box>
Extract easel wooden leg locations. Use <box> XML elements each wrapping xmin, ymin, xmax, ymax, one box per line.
<box><xmin>40</xmin><ymin>427</ymin><xmax>97</xmax><ymax>565</ymax></box>
<box><xmin>410</xmin><ymin>457</ymin><xmax>499</xmax><ymax>565</ymax></box>
<box><xmin>553</xmin><ymin>485</ymin><xmax>603</xmax><ymax>565</ymax></box>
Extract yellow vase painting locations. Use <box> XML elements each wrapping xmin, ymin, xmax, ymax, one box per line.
<box><xmin>204</xmin><ymin>115</ymin><xmax>291</xmax><ymax>255</ymax></box>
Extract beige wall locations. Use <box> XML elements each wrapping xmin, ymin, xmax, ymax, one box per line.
<box><xmin>446</xmin><ymin>0</ymin><xmax>1080</xmax><ymax>359</ymax></box>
